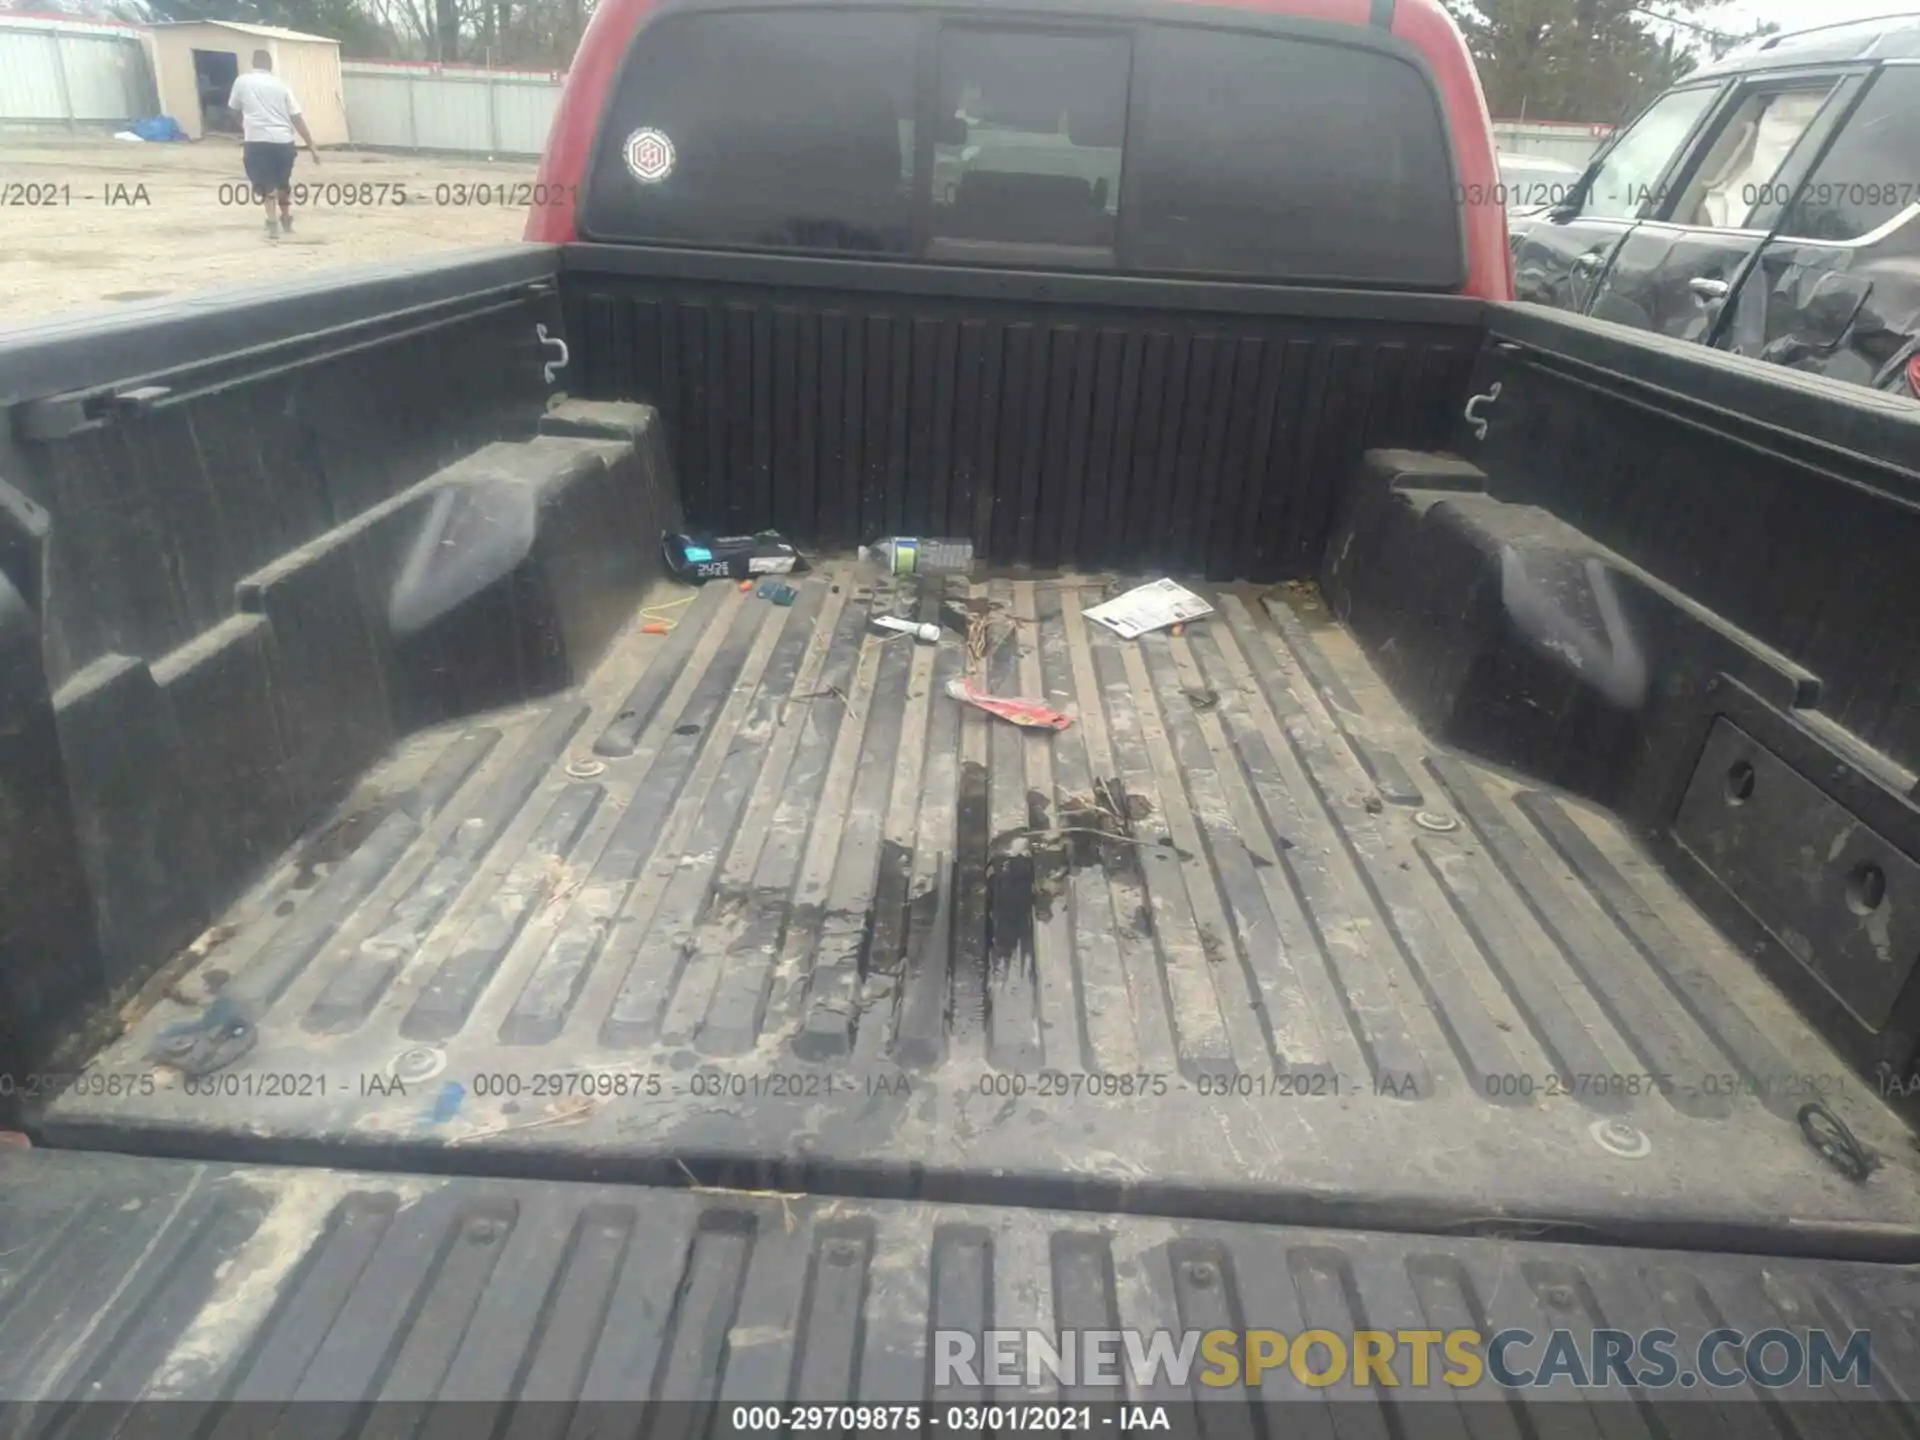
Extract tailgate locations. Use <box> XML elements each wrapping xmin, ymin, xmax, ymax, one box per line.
<box><xmin>1</xmin><ymin>1147</ymin><xmax>1916</xmax><ymax>1422</ymax></box>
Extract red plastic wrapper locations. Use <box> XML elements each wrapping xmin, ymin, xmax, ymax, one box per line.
<box><xmin>945</xmin><ymin>677</ymin><xmax>1072</xmax><ymax>730</ymax></box>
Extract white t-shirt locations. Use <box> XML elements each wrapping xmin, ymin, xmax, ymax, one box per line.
<box><xmin>228</xmin><ymin>71</ymin><xmax>303</xmax><ymax>145</ymax></box>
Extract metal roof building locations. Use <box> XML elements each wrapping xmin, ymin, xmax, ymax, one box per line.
<box><xmin>0</xmin><ymin>12</ymin><xmax>158</xmax><ymax>129</ymax></box>
<box><xmin>149</xmin><ymin>19</ymin><xmax>346</xmax><ymax>144</ymax></box>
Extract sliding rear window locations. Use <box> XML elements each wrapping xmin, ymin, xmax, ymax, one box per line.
<box><xmin>930</xmin><ymin>27</ymin><xmax>1131</xmax><ymax>260</ymax></box>
<box><xmin>579</xmin><ymin>6</ymin><xmax>1462</xmax><ymax>288</ymax></box>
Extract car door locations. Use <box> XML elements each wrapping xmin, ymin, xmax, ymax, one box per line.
<box><xmin>1720</xmin><ymin>64</ymin><xmax>1920</xmax><ymax>388</ymax></box>
<box><xmin>1586</xmin><ymin>71</ymin><xmax>1859</xmax><ymax>341</ymax></box>
<box><xmin>1509</xmin><ymin>83</ymin><xmax>1723</xmax><ymax>313</ymax></box>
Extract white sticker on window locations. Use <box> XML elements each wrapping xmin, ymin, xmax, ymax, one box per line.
<box><xmin>623</xmin><ymin>128</ymin><xmax>675</xmax><ymax>184</ymax></box>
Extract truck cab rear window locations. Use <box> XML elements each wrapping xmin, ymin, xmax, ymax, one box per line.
<box><xmin>580</xmin><ymin>7</ymin><xmax>1462</xmax><ymax>288</ymax></box>
<box><xmin>581</xmin><ymin>9</ymin><xmax>917</xmax><ymax>255</ymax></box>
<box><xmin>1129</xmin><ymin>27</ymin><xmax>1459</xmax><ymax>284</ymax></box>
<box><xmin>931</xmin><ymin>28</ymin><xmax>1130</xmax><ymax>257</ymax></box>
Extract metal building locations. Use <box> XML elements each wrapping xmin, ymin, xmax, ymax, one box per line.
<box><xmin>149</xmin><ymin>20</ymin><xmax>347</xmax><ymax>144</ymax></box>
<box><xmin>0</xmin><ymin>12</ymin><xmax>158</xmax><ymax>129</ymax></box>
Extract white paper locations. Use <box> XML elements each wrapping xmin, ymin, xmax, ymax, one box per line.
<box><xmin>1083</xmin><ymin>579</ymin><xmax>1214</xmax><ymax>639</ymax></box>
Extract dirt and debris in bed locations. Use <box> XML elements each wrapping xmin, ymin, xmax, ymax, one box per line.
<box><xmin>41</xmin><ymin>563</ymin><xmax>1920</xmax><ymax>1247</ymax></box>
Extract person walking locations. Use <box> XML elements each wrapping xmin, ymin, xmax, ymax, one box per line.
<box><xmin>228</xmin><ymin>49</ymin><xmax>320</xmax><ymax>240</ymax></box>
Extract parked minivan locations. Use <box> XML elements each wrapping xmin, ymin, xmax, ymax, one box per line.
<box><xmin>1509</xmin><ymin>14</ymin><xmax>1920</xmax><ymax>392</ymax></box>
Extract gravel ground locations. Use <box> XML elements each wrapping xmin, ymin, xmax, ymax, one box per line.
<box><xmin>0</xmin><ymin>136</ymin><xmax>541</xmax><ymax>329</ymax></box>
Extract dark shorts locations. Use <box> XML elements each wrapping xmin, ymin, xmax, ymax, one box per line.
<box><xmin>242</xmin><ymin>141</ymin><xmax>298</xmax><ymax>197</ymax></box>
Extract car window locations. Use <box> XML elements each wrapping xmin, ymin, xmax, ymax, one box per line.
<box><xmin>1498</xmin><ymin>155</ymin><xmax>1581</xmax><ymax>212</ymax></box>
<box><xmin>932</xmin><ymin>28</ymin><xmax>1130</xmax><ymax>252</ymax></box>
<box><xmin>1667</xmin><ymin>85</ymin><xmax>1834</xmax><ymax>229</ymax></box>
<box><xmin>579</xmin><ymin>9</ymin><xmax>917</xmax><ymax>253</ymax></box>
<box><xmin>1583</xmin><ymin>85</ymin><xmax>1719</xmax><ymax>220</ymax></box>
<box><xmin>1779</xmin><ymin>68</ymin><xmax>1920</xmax><ymax>241</ymax></box>
<box><xmin>1131</xmin><ymin>26</ymin><xmax>1461</xmax><ymax>285</ymax></box>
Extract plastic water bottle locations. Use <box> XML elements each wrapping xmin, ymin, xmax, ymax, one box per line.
<box><xmin>873</xmin><ymin>615</ymin><xmax>943</xmax><ymax>643</ymax></box>
<box><xmin>858</xmin><ymin>536</ymin><xmax>975</xmax><ymax>576</ymax></box>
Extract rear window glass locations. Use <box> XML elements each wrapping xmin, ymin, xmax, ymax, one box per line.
<box><xmin>932</xmin><ymin>28</ymin><xmax>1130</xmax><ymax>254</ymax></box>
<box><xmin>1129</xmin><ymin>27</ymin><xmax>1460</xmax><ymax>285</ymax></box>
<box><xmin>582</xmin><ymin>7</ymin><xmax>1462</xmax><ymax>288</ymax></box>
<box><xmin>1779</xmin><ymin>69</ymin><xmax>1920</xmax><ymax>241</ymax></box>
<box><xmin>580</xmin><ymin>9</ymin><xmax>916</xmax><ymax>254</ymax></box>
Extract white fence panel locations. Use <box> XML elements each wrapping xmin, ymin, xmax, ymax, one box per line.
<box><xmin>341</xmin><ymin>64</ymin><xmax>561</xmax><ymax>157</ymax></box>
<box><xmin>491</xmin><ymin>76</ymin><xmax>558</xmax><ymax>155</ymax></box>
<box><xmin>341</xmin><ymin>68</ymin><xmax>414</xmax><ymax>146</ymax></box>
<box><xmin>62</xmin><ymin>35</ymin><xmax>151</xmax><ymax>121</ymax></box>
<box><xmin>0</xmin><ymin>30</ymin><xmax>64</xmax><ymax>119</ymax></box>
<box><xmin>415</xmin><ymin>75</ymin><xmax>492</xmax><ymax>151</ymax></box>
<box><xmin>1492</xmin><ymin>120</ymin><xmax>1612</xmax><ymax>170</ymax></box>
<box><xmin>0</xmin><ymin>20</ymin><xmax>155</xmax><ymax>124</ymax></box>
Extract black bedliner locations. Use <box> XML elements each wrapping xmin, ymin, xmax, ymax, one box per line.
<box><xmin>3</xmin><ymin>1145</ymin><xmax>1918</xmax><ymax>1414</ymax></box>
<box><xmin>45</xmin><ymin>563</ymin><xmax>1920</xmax><ymax>1257</ymax></box>
<box><xmin>10</xmin><ymin>244</ymin><xmax>1920</xmax><ymax>1424</ymax></box>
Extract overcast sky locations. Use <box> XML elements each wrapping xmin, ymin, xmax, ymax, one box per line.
<box><xmin>1712</xmin><ymin>0</ymin><xmax>1911</xmax><ymax>41</ymax></box>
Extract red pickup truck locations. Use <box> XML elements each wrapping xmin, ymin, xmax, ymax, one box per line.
<box><xmin>1</xmin><ymin>0</ymin><xmax>1918</xmax><ymax>1425</ymax></box>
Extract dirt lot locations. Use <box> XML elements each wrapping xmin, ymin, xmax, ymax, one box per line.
<box><xmin>0</xmin><ymin>137</ymin><xmax>540</xmax><ymax>329</ymax></box>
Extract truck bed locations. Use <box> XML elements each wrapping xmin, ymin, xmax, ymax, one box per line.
<box><xmin>49</xmin><ymin>563</ymin><xmax>1920</xmax><ymax>1256</ymax></box>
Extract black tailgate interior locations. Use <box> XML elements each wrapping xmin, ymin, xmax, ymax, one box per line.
<box><xmin>3</xmin><ymin>1145</ymin><xmax>1918</xmax><ymax>1414</ymax></box>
